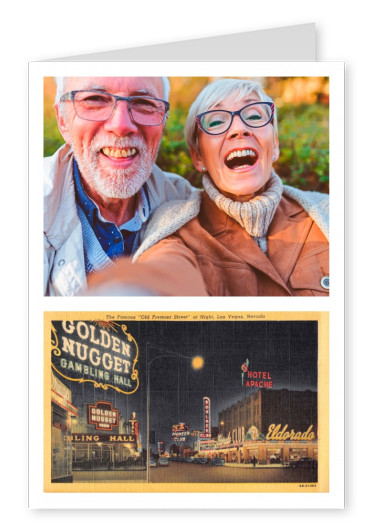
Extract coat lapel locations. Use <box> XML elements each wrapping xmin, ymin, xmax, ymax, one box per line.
<box><xmin>267</xmin><ymin>196</ymin><xmax>313</xmax><ymax>284</ymax></box>
<box><xmin>199</xmin><ymin>193</ymin><xmax>294</xmax><ymax>294</ymax></box>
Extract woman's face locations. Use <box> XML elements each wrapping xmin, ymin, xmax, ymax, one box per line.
<box><xmin>191</xmin><ymin>94</ymin><xmax>279</xmax><ymax>198</ymax></box>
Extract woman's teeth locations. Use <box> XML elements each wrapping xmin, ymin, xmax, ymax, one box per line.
<box><xmin>102</xmin><ymin>147</ymin><xmax>137</xmax><ymax>158</ymax></box>
<box><xmin>226</xmin><ymin>149</ymin><xmax>257</xmax><ymax>161</ymax></box>
<box><xmin>225</xmin><ymin>149</ymin><xmax>258</xmax><ymax>169</ymax></box>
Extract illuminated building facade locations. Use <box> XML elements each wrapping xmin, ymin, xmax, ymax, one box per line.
<box><xmin>199</xmin><ymin>389</ymin><xmax>318</xmax><ymax>464</ymax></box>
<box><xmin>70</xmin><ymin>404</ymin><xmax>140</xmax><ymax>470</ymax></box>
<box><xmin>219</xmin><ymin>389</ymin><xmax>317</xmax><ymax>436</ymax></box>
<box><xmin>50</xmin><ymin>373</ymin><xmax>141</xmax><ymax>481</ymax></box>
<box><xmin>51</xmin><ymin>371</ymin><xmax>78</xmax><ymax>482</ymax></box>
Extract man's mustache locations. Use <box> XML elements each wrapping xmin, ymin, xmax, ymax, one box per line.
<box><xmin>89</xmin><ymin>135</ymin><xmax>147</xmax><ymax>153</ymax></box>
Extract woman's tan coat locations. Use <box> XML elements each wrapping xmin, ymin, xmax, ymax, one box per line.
<box><xmin>88</xmin><ymin>189</ymin><xmax>329</xmax><ymax>296</ymax></box>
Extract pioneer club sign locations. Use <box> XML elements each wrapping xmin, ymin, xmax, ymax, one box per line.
<box><xmin>171</xmin><ymin>423</ymin><xmax>190</xmax><ymax>441</ymax></box>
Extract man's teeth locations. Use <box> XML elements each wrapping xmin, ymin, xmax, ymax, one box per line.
<box><xmin>102</xmin><ymin>147</ymin><xmax>137</xmax><ymax>158</ymax></box>
<box><xmin>226</xmin><ymin>149</ymin><xmax>256</xmax><ymax>161</ymax></box>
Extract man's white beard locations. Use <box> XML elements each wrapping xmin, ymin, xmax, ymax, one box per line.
<box><xmin>70</xmin><ymin>133</ymin><xmax>159</xmax><ymax>199</ymax></box>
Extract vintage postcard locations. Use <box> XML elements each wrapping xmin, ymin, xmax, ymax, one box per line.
<box><xmin>44</xmin><ymin>311</ymin><xmax>328</xmax><ymax>494</ymax></box>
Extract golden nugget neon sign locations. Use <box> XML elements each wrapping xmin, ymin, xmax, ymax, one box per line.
<box><xmin>51</xmin><ymin>320</ymin><xmax>139</xmax><ymax>395</ymax></box>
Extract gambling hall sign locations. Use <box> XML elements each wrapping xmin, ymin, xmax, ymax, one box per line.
<box><xmin>51</xmin><ymin>320</ymin><xmax>139</xmax><ymax>395</ymax></box>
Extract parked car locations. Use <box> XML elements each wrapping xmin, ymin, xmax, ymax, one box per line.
<box><xmin>289</xmin><ymin>457</ymin><xmax>317</xmax><ymax>469</ymax></box>
<box><xmin>198</xmin><ymin>458</ymin><xmax>208</xmax><ymax>465</ymax></box>
<box><xmin>158</xmin><ymin>457</ymin><xmax>169</xmax><ymax>466</ymax></box>
<box><xmin>210</xmin><ymin>458</ymin><xmax>225</xmax><ymax>466</ymax></box>
<box><xmin>149</xmin><ymin>458</ymin><xmax>157</xmax><ymax>467</ymax></box>
<box><xmin>185</xmin><ymin>456</ymin><xmax>194</xmax><ymax>463</ymax></box>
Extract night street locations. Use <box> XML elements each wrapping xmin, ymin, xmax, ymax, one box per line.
<box><xmin>50</xmin><ymin>317</ymin><xmax>323</xmax><ymax>491</ymax></box>
<box><xmin>73</xmin><ymin>461</ymin><xmax>318</xmax><ymax>484</ymax></box>
<box><xmin>153</xmin><ymin>462</ymin><xmax>318</xmax><ymax>483</ymax></box>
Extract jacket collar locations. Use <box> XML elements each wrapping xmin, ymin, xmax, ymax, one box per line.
<box><xmin>133</xmin><ymin>190</ymin><xmax>201</xmax><ymax>262</ymax></box>
<box><xmin>44</xmin><ymin>144</ymin><xmax>78</xmax><ymax>250</ymax></box>
<box><xmin>44</xmin><ymin>144</ymin><xmax>196</xmax><ymax>252</ymax></box>
<box><xmin>267</xmin><ymin>196</ymin><xmax>313</xmax><ymax>283</ymax></box>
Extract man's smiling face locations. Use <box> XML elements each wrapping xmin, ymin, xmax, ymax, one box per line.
<box><xmin>56</xmin><ymin>77</ymin><xmax>166</xmax><ymax>200</ymax></box>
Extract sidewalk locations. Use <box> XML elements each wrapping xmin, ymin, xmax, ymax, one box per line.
<box><xmin>224</xmin><ymin>462</ymin><xmax>286</xmax><ymax>469</ymax></box>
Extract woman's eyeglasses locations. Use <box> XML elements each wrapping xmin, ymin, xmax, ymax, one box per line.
<box><xmin>196</xmin><ymin>102</ymin><xmax>274</xmax><ymax>135</ymax></box>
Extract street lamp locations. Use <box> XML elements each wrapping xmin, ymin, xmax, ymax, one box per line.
<box><xmin>146</xmin><ymin>343</ymin><xmax>204</xmax><ymax>483</ymax></box>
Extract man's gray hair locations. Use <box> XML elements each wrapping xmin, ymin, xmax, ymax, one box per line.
<box><xmin>185</xmin><ymin>78</ymin><xmax>278</xmax><ymax>154</ymax></box>
<box><xmin>54</xmin><ymin>76</ymin><xmax>170</xmax><ymax>104</ymax></box>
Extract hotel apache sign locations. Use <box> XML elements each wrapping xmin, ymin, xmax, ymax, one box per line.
<box><xmin>51</xmin><ymin>320</ymin><xmax>139</xmax><ymax>395</ymax></box>
<box><xmin>241</xmin><ymin>359</ymin><xmax>273</xmax><ymax>388</ymax></box>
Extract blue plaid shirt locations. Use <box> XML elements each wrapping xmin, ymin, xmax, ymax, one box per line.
<box><xmin>73</xmin><ymin>160</ymin><xmax>150</xmax><ymax>259</ymax></box>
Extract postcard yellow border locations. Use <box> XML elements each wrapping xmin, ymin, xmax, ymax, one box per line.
<box><xmin>44</xmin><ymin>311</ymin><xmax>329</xmax><ymax>494</ymax></box>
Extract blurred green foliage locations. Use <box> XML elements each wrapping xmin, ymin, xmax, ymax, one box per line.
<box><xmin>44</xmin><ymin>100</ymin><xmax>329</xmax><ymax>194</ymax></box>
<box><xmin>156</xmin><ymin>103</ymin><xmax>329</xmax><ymax>193</ymax></box>
<box><xmin>275</xmin><ymin>104</ymin><xmax>329</xmax><ymax>193</ymax></box>
<box><xmin>44</xmin><ymin>113</ymin><xmax>65</xmax><ymax>157</ymax></box>
<box><xmin>156</xmin><ymin>108</ymin><xmax>199</xmax><ymax>186</ymax></box>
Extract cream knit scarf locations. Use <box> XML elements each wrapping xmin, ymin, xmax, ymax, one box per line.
<box><xmin>202</xmin><ymin>170</ymin><xmax>283</xmax><ymax>253</ymax></box>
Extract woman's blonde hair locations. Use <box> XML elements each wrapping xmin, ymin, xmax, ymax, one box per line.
<box><xmin>185</xmin><ymin>78</ymin><xmax>278</xmax><ymax>154</ymax></box>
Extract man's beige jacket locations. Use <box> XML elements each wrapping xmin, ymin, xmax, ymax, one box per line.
<box><xmin>43</xmin><ymin>144</ymin><xmax>198</xmax><ymax>296</ymax></box>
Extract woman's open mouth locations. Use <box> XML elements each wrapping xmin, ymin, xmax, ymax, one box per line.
<box><xmin>225</xmin><ymin>148</ymin><xmax>259</xmax><ymax>170</ymax></box>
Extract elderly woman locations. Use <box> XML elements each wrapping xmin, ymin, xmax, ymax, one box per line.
<box><xmin>88</xmin><ymin>78</ymin><xmax>329</xmax><ymax>296</ymax></box>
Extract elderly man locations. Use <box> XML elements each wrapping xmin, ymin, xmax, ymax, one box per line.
<box><xmin>44</xmin><ymin>76</ymin><xmax>197</xmax><ymax>296</ymax></box>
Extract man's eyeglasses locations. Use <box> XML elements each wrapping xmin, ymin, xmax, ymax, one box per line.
<box><xmin>60</xmin><ymin>90</ymin><xmax>170</xmax><ymax>126</ymax></box>
<box><xmin>195</xmin><ymin>102</ymin><xmax>275</xmax><ymax>135</ymax></box>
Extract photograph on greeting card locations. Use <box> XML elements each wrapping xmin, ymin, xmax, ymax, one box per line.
<box><xmin>43</xmin><ymin>74</ymin><xmax>329</xmax><ymax>297</ymax></box>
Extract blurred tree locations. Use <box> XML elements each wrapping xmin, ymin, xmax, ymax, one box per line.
<box><xmin>275</xmin><ymin>104</ymin><xmax>329</xmax><ymax>192</ymax></box>
<box><xmin>44</xmin><ymin>77</ymin><xmax>65</xmax><ymax>155</ymax></box>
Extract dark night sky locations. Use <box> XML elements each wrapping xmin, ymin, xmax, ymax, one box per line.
<box><xmin>53</xmin><ymin>319</ymin><xmax>318</xmax><ymax>449</ymax></box>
